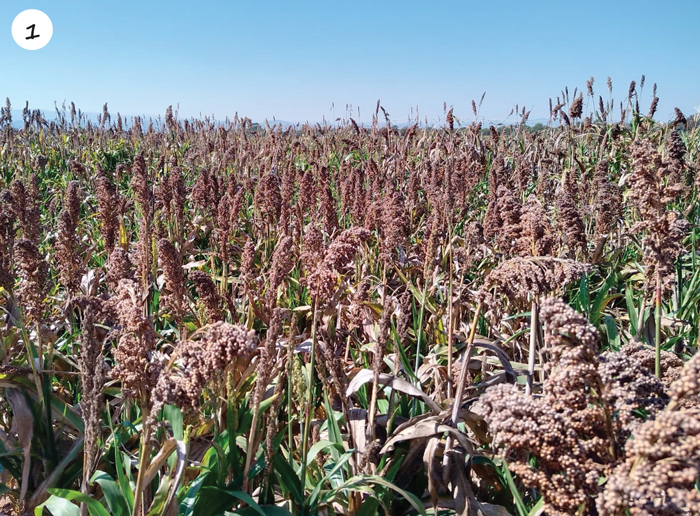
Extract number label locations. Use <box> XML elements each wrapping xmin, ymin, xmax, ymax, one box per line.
<box><xmin>25</xmin><ymin>24</ymin><xmax>40</xmax><ymax>40</ymax></box>
<box><xmin>12</xmin><ymin>10</ymin><xmax>52</xmax><ymax>50</ymax></box>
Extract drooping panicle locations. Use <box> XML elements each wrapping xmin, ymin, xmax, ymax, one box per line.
<box><xmin>0</xmin><ymin>189</ymin><xmax>17</xmax><ymax>291</ymax></box>
<box><xmin>11</xmin><ymin>176</ymin><xmax>42</xmax><ymax>244</ymax></box>
<box><xmin>157</xmin><ymin>238</ymin><xmax>186</xmax><ymax>323</ymax></box>
<box><xmin>109</xmin><ymin>279</ymin><xmax>160</xmax><ymax>400</ymax></box>
<box><xmin>266</xmin><ymin>236</ymin><xmax>294</xmax><ymax>309</ymax></box>
<box><xmin>151</xmin><ymin>322</ymin><xmax>258</xmax><ymax>412</ymax></box>
<box><xmin>14</xmin><ymin>238</ymin><xmax>49</xmax><ymax>323</ymax></box>
<box><xmin>515</xmin><ymin>195</ymin><xmax>556</xmax><ymax>257</ymax></box>
<box><xmin>304</xmin><ymin>227</ymin><xmax>370</xmax><ymax>303</ymax></box>
<box><xmin>55</xmin><ymin>180</ymin><xmax>83</xmax><ymax>293</ymax></box>
<box><xmin>189</xmin><ymin>270</ymin><xmax>224</xmax><ymax>323</ymax></box>
<box><xmin>131</xmin><ymin>154</ymin><xmax>154</xmax><ymax>294</ymax></box>
<box><xmin>628</xmin><ymin>140</ymin><xmax>688</xmax><ymax>296</ymax></box>
<box><xmin>77</xmin><ymin>298</ymin><xmax>107</xmax><ymax>486</ymax></box>
<box><xmin>95</xmin><ymin>166</ymin><xmax>120</xmax><ymax>253</ymax></box>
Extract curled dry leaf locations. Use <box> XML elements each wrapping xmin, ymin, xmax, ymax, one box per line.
<box><xmin>380</xmin><ymin>417</ymin><xmax>475</xmax><ymax>456</ymax></box>
<box><xmin>346</xmin><ymin>369</ymin><xmax>441</xmax><ymax>413</ymax></box>
<box><xmin>6</xmin><ymin>389</ymin><xmax>33</xmax><ymax>502</ymax></box>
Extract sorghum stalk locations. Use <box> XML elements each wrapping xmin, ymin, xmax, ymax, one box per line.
<box><xmin>367</xmin><ymin>263</ymin><xmax>387</xmax><ymax>442</ymax></box>
<box><xmin>287</xmin><ymin>345</ymin><xmax>294</xmax><ymax>469</ymax></box>
<box><xmin>526</xmin><ymin>298</ymin><xmax>539</xmax><ymax>395</ymax></box>
<box><xmin>220</xmin><ymin>260</ymin><xmax>228</xmax><ymax>298</ymax></box>
<box><xmin>16</xmin><ymin>314</ymin><xmax>43</xmax><ymax>402</ymax></box>
<box><xmin>655</xmin><ymin>270</ymin><xmax>662</xmax><ymax>378</ymax></box>
<box><xmin>132</xmin><ymin>398</ymin><xmax>152</xmax><ymax>516</ymax></box>
<box><xmin>299</xmin><ymin>300</ymin><xmax>318</xmax><ymax>507</ymax></box>
<box><xmin>451</xmin><ymin>300</ymin><xmax>482</xmax><ymax>425</ymax></box>
<box><xmin>244</xmin><ymin>308</ymin><xmax>284</xmax><ymax>493</ymax></box>
<box><xmin>411</xmin><ymin>279</ymin><xmax>429</xmax><ymax>418</ymax></box>
<box><xmin>447</xmin><ymin>226</ymin><xmax>454</xmax><ymax>399</ymax></box>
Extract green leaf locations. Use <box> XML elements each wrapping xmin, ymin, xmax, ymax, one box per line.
<box><xmin>305</xmin><ymin>439</ymin><xmax>345</xmax><ymax>467</ymax></box>
<box><xmin>146</xmin><ymin>475</ymin><xmax>172</xmax><ymax>516</ymax></box>
<box><xmin>35</xmin><ymin>494</ymin><xmax>80</xmax><ymax>516</ymax></box>
<box><xmin>91</xmin><ymin>470</ymin><xmax>129</xmax><ymax>516</ymax></box>
<box><xmin>43</xmin><ymin>488</ymin><xmax>111</xmax><ymax>516</ymax></box>
<box><xmin>163</xmin><ymin>404</ymin><xmax>184</xmax><ymax>440</ymax></box>
<box><xmin>239</xmin><ymin>395</ymin><xmax>275</xmax><ymax>435</ymax></box>
<box><xmin>601</xmin><ymin>315</ymin><xmax>621</xmax><ymax>351</ymax></box>
<box><xmin>306</xmin><ymin>451</ymin><xmax>354</xmax><ymax>511</ymax></box>
<box><xmin>196</xmin><ymin>487</ymin><xmax>266</xmax><ymax>516</ymax></box>
<box><xmin>393</xmin><ymin>331</ymin><xmax>417</xmax><ymax>383</ymax></box>
<box><xmin>626</xmin><ymin>284</ymin><xmax>639</xmax><ymax>337</ymax></box>
<box><xmin>211</xmin><ymin>436</ymin><xmax>231</xmax><ymax>486</ymax></box>
<box><xmin>589</xmin><ymin>272</ymin><xmax>620</xmax><ymax>326</ymax></box>
<box><xmin>501</xmin><ymin>460</ymin><xmax>528</xmax><ymax>516</ymax></box>
<box><xmin>179</xmin><ymin>469</ymin><xmax>208</xmax><ymax>516</ymax></box>
<box><xmin>395</xmin><ymin>268</ymin><xmax>437</xmax><ymax>314</ymax></box>
<box><xmin>228</xmin><ymin>393</ymin><xmax>240</xmax><ymax>476</ymax></box>
<box><xmin>678</xmin><ymin>267</ymin><xmax>700</xmax><ymax>319</ymax></box>
<box><xmin>48</xmin><ymin>391</ymin><xmax>85</xmax><ymax>432</ymax></box>
<box><xmin>323</xmin><ymin>393</ymin><xmax>344</xmax><ymax>461</ymax></box>
<box><xmin>528</xmin><ymin>497</ymin><xmax>545</xmax><ymax>516</ymax></box>
<box><xmin>106</xmin><ymin>404</ymin><xmax>134</xmax><ymax>513</ymax></box>
<box><xmin>162</xmin><ymin>405</ymin><xmax>184</xmax><ymax>476</ymax></box>
<box><xmin>336</xmin><ymin>475</ymin><xmax>427</xmax><ymax>516</ymax></box>
<box><xmin>578</xmin><ymin>273</ymin><xmax>590</xmax><ymax>315</ymax></box>
<box><xmin>226</xmin><ymin>506</ymin><xmax>293</xmax><ymax>516</ymax></box>
<box><xmin>272</xmin><ymin>453</ymin><xmax>304</xmax><ymax>506</ymax></box>
<box><xmin>356</xmin><ymin>498</ymin><xmax>380</xmax><ymax>516</ymax></box>
<box><xmin>112</xmin><ymin>449</ymin><xmax>134</xmax><ymax>512</ymax></box>
<box><xmin>0</xmin><ymin>438</ymin><xmax>22</xmax><ymax>480</ymax></box>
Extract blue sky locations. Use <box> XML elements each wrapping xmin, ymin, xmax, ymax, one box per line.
<box><xmin>3</xmin><ymin>1</ymin><xmax>700</xmax><ymax>125</ymax></box>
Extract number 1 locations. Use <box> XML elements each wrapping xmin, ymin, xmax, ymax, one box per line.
<box><xmin>26</xmin><ymin>24</ymin><xmax>40</xmax><ymax>40</ymax></box>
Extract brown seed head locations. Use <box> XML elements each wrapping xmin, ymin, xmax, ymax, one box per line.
<box><xmin>14</xmin><ymin>238</ymin><xmax>48</xmax><ymax>323</ymax></box>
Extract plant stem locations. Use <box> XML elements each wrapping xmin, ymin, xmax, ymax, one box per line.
<box><xmin>242</xmin><ymin>408</ymin><xmax>258</xmax><ymax>493</ymax></box>
<box><xmin>411</xmin><ymin>279</ymin><xmax>429</xmax><ymax>418</ymax></box>
<box><xmin>287</xmin><ymin>341</ymin><xmax>294</xmax><ymax>469</ymax></box>
<box><xmin>368</xmin><ymin>263</ymin><xmax>387</xmax><ymax>443</ymax></box>
<box><xmin>526</xmin><ymin>298</ymin><xmax>538</xmax><ymax>396</ymax></box>
<box><xmin>132</xmin><ymin>398</ymin><xmax>152</xmax><ymax>516</ymax></box>
<box><xmin>451</xmin><ymin>300</ymin><xmax>482</xmax><ymax>426</ymax></box>
<box><xmin>300</xmin><ymin>300</ymin><xmax>318</xmax><ymax>507</ymax></box>
<box><xmin>446</xmin><ymin>232</ymin><xmax>454</xmax><ymax>399</ymax></box>
<box><xmin>655</xmin><ymin>270</ymin><xmax>662</xmax><ymax>379</ymax></box>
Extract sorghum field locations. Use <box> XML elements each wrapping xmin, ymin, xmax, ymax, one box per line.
<box><xmin>0</xmin><ymin>80</ymin><xmax>699</xmax><ymax>516</ymax></box>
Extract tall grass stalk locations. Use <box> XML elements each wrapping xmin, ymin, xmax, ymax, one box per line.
<box><xmin>526</xmin><ymin>299</ymin><xmax>538</xmax><ymax>395</ymax></box>
<box><xmin>451</xmin><ymin>300</ymin><xmax>482</xmax><ymax>425</ymax></box>
<box><xmin>411</xmin><ymin>279</ymin><xmax>429</xmax><ymax>417</ymax></box>
<box><xmin>446</xmin><ymin>233</ymin><xmax>454</xmax><ymax>399</ymax></box>
<box><xmin>132</xmin><ymin>399</ymin><xmax>152</xmax><ymax>516</ymax></box>
<box><xmin>367</xmin><ymin>263</ymin><xmax>387</xmax><ymax>442</ymax></box>
<box><xmin>655</xmin><ymin>270</ymin><xmax>662</xmax><ymax>378</ymax></box>
<box><xmin>299</xmin><ymin>300</ymin><xmax>318</xmax><ymax>510</ymax></box>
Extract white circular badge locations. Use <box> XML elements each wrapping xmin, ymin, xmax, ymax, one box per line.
<box><xmin>12</xmin><ymin>10</ymin><xmax>53</xmax><ymax>50</ymax></box>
